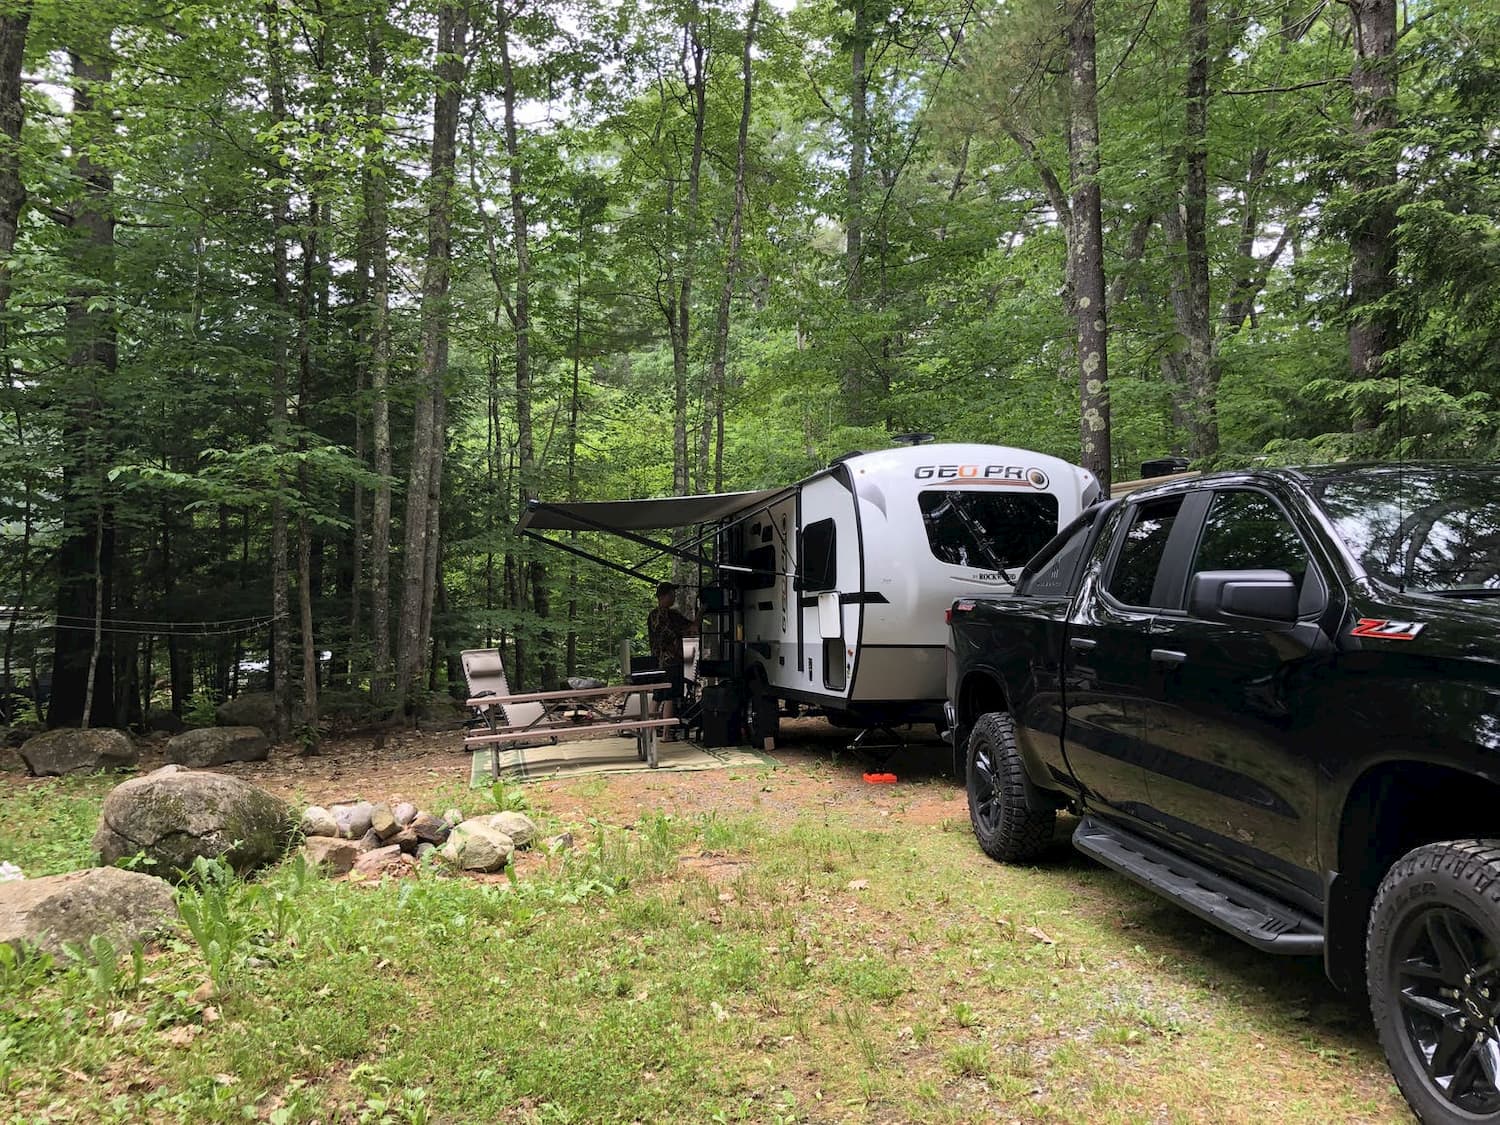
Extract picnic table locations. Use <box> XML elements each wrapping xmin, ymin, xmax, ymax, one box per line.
<box><xmin>464</xmin><ymin>681</ymin><xmax>680</xmax><ymax>773</ymax></box>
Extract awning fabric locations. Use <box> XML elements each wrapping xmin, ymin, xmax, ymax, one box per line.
<box><xmin>518</xmin><ymin>488</ymin><xmax>794</xmax><ymax>534</ymax></box>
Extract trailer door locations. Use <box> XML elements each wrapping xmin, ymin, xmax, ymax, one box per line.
<box><xmin>797</xmin><ymin>479</ymin><xmax>856</xmax><ymax>698</ymax></box>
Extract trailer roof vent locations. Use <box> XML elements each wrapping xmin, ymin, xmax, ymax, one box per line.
<box><xmin>891</xmin><ymin>432</ymin><xmax>936</xmax><ymax>446</ymax></box>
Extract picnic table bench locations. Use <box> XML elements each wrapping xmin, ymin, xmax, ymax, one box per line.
<box><xmin>464</xmin><ymin>681</ymin><xmax>681</xmax><ymax>771</ymax></box>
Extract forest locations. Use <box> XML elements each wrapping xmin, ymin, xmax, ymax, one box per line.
<box><xmin>0</xmin><ymin>0</ymin><xmax>1494</xmax><ymax>741</ymax></box>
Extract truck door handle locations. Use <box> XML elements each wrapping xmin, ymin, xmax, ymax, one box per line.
<box><xmin>1150</xmin><ymin>649</ymin><xmax>1187</xmax><ymax>666</ymax></box>
<box><xmin>1068</xmin><ymin>637</ymin><xmax>1097</xmax><ymax>652</ymax></box>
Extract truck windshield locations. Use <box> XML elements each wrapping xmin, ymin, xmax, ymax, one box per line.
<box><xmin>918</xmin><ymin>491</ymin><xmax>1060</xmax><ymax>571</ymax></box>
<box><xmin>1311</xmin><ymin>467</ymin><xmax>1500</xmax><ymax>593</ymax></box>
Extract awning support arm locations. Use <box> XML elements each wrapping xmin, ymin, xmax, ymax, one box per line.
<box><xmin>520</xmin><ymin>528</ymin><xmax>662</xmax><ymax>584</ymax></box>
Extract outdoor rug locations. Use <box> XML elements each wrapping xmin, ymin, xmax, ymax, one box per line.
<box><xmin>470</xmin><ymin>737</ymin><xmax>778</xmax><ymax>787</ymax></box>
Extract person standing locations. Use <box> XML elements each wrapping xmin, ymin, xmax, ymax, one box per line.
<box><xmin>646</xmin><ymin>581</ymin><xmax>698</xmax><ymax>736</ymax></box>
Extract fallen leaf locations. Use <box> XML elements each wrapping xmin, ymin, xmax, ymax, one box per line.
<box><xmin>846</xmin><ymin>879</ymin><xmax>870</xmax><ymax>891</ymax></box>
<box><xmin>201</xmin><ymin>1006</ymin><xmax>221</xmax><ymax>1024</ymax></box>
<box><xmin>189</xmin><ymin>981</ymin><xmax>215</xmax><ymax>1005</ymax></box>
<box><xmin>1024</xmin><ymin>926</ymin><xmax>1055</xmax><ymax>945</ymax></box>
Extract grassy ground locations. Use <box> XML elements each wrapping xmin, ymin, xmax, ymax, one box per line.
<box><xmin>0</xmin><ymin>723</ymin><xmax>1410</xmax><ymax>1123</ymax></box>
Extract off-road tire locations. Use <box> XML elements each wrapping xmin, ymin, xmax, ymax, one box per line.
<box><xmin>1368</xmin><ymin>839</ymin><xmax>1500</xmax><ymax>1124</ymax></box>
<box><xmin>965</xmin><ymin>712</ymin><xmax>1054</xmax><ymax>864</ymax></box>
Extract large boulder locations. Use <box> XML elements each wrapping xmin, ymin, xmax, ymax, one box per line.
<box><xmin>331</xmin><ymin>802</ymin><xmax>374</xmax><ymax>840</ymax></box>
<box><xmin>0</xmin><ymin>867</ymin><xmax>177</xmax><ymax>957</ymax></box>
<box><xmin>163</xmin><ymin>726</ymin><xmax>270</xmax><ymax>768</ymax></box>
<box><xmin>484</xmin><ymin>811</ymin><xmax>538</xmax><ymax>848</ymax></box>
<box><xmin>19</xmin><ymin>728</ymin><xmax>137</xmax><ymax>777</ymax></box>
<box><xmin>299</xmin><ymin>805</ymin><xmax>338</xmax><ymax>838</ymax></box>
<box><xmin>93</xmin><ymin>765</ymin><xmax>292</xmax><ymax>876</ymax></box>
<box><xmin>439</xmin><ymin>821</ymin><xmax>514</xmax><ymax>872</ymax></box>
<box><xmin>214</xmin><ymin>692</ymin><xmax>276</xmax><ymax>730</ymax></box>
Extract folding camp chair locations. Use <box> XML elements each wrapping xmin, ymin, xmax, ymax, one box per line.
<box><xmin>460</xmin><ymin>648</ymin><xmax>557</xmax><ymax>748</ymax></box>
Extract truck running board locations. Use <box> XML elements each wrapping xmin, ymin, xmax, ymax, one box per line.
<box><xmin>1072</xmin><ymin>817</ymin><xmax>1324</xmax><ymax>956</ymax></box>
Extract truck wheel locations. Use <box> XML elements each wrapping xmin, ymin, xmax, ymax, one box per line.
<box><xmin>1368</xmin><ymin>840</ymin><xmax>1500</xmax><ymax>1123</ymax></box>
<box><xmin>965</xmin><ymin>712</ymin><xmax>1053</xmax><ymax>864</ymax></box>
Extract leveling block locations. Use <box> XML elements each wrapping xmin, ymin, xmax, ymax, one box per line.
<box><xmin>862</xmin><ymin>772</ymin><xmax>898</xmax><ymax>785</ymax></box>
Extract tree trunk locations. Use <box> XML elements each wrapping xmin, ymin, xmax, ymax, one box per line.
<box><xmin>366</xmin><ymin>10</ymin><xmax>394</xmax><ymax>703</ymax></box>
<box><xmin>842</xmin><ymin>0</ymin><xmax>871</xmax><ymax>424</ymax></box>
<box><xmin>497</xmin><ymin>11</ymin><xmax>554</xmax><ymax>689</ymax></box>
<box><xmin>1347</xmin><ymin>0</ymin><xmax>1397</xmax><ymax>395</ymax></box>
<box><xmin>50</xmin><ymin>43</ymin><xmax>117</xmax><ymax>729</ymax></box>
<box><xmin>706</xmin><ymin>0</ymin><xmax>759</xmax><ymax>493</ymax></box>
<box><xmin>395</xmin><ymin>1</ymin><xmax>468</xmax><ymax>706</ymax></box>
<box><xmin>1180</xmin><ymin>0</ymin><xmax>1218</xmax><ymax>459</ymax></box>
<box><xmin>1066</xmin><ymin>0</ymin><xmax>1110</xmax><ymax>492</ymax></box>
<box><xmin>0</xmin><ymin>2</ymin><xmax>30</xmax><ymax>718</ymax></box>
<box><xmin>673</xmin><ymin>12</ymin><xmax>707</xmax><ymax>498</ymax></box>
<box><xmin>265</xmin><ymin>8</ymin><xmax>292</xmax><ymax>739</ymax></box>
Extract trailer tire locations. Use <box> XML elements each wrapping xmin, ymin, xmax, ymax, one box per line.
<box><xmin>745</xmin><ymin>676</ymin><xmax>779</xmax><ymax>744</ymax></box>
<box><xmin>966</xmin><ymin>712</ymin><xmax>1053</xmax><ymax>864</ymax></box>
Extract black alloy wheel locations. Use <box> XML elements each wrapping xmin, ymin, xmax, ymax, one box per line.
<box><xmin>1370</xmin><ymin>841</ymin><xmax>1500</xmax><ymax>1123</ymax></box>
<box><xmin>964</xmin><ymin>712</ymin><xmax>1053</xmax><ymax>864</ymax></box>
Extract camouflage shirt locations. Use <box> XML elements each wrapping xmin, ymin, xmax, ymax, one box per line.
<box><xmin>646</xmin><ymin>607</ymin><xmax>692</xmax><ymax>668</ymax></box>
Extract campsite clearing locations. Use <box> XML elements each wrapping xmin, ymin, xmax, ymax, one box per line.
<box><xmin>1</xmin><ymin>721</ymin><xmax>1408</xmax><ymax>1123</ymax></box>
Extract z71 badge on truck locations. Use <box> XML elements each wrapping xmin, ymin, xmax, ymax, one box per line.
<box><xmin>944</xmin><ymin>463</ymin><xmax>1500</xmax><ymax>1124</ymax></box>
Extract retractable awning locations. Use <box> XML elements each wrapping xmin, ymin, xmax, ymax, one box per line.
<box><xmin>516</xmin><ymin>487</ymin><xmax>796</xmax><ymax>584</ymax></box>
<box><xmin>518</xmin><ymin>488</ymin><xmax>793</xmax><ymax>534</ymax></box>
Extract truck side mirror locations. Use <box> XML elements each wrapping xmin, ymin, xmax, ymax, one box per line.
<box><xmin>1187</xmin><ymin>569</ymin><xmax>1299</xmax><ymax>625</ymax></box>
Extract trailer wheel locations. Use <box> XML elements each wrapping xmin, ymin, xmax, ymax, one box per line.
<box><xmin>745</xmin><ymin>676</ymin><xmax>779</xmax><ymax>744</ymax></box>
<box><xmin>966</xmin><ymin>712</ymin><xmax>1053</xmax><ymax>864</ymax></box>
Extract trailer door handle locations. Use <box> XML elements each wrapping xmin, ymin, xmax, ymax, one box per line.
<box><xmin>1150</xmin><ymin>648</ymin><xmax>1187</xmax><ymax>666</ymax></box>
<box><xmin>1068</xmin><ymin>637</ymin><xmax>1097</xmax><ymax>652</ymax></box>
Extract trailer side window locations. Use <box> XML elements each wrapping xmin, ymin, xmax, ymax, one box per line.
<box><xmin>918</xmin><ymin>492</ymin><xmax>1060</xmax><ymax>571</ymax></box>
<box><xmin>743</xmin><ymin>544</ymin><xmax>777</xmax><ymax>590</ymax></box>
<box><xmin>799</xmin><ymin>519</ymin><xmax>838</xmax><ymax>591</ymax></box>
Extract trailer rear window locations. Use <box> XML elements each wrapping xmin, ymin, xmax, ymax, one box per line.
<box><xmin>918</xmin><ymin>491</ymin><xmax>1060</xmax><ymax>571</ymax></box>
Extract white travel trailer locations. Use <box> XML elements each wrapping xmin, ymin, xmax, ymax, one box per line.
<box><xmin>517</xmin><ymin>442</ymin><xmax>1099</xmax><ymax>741</ymax></box>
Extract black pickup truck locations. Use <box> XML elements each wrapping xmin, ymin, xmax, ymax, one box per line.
<box><xmin>944</xmin><ymin>463</ymin><xmax>1500</xmax><ymax>1124</ymax></box>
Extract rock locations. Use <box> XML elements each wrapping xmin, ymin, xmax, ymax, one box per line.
<box><xmin>0</xmin><ymin>867</ymin><xmax>177</xmax><ymax>958</ymax></box>
<box><xmin>5</xmin><ymin>724</ymin><xmax>40</xmax><ymax>748</ymax></box>
<box><xmin>439</xmin><ymin>822</ymin><xmax>514</xmax><ymax>872</ymax></box>
<box><xmin>544</xmin><ymin>832</ymin><xmax>574</xmax><ymax>853</ymax></box>
<box><xmin>93</xmin><ymin>766</ymin><xmax>292</xmax><ymax>876</ymax></box>
<box><xmin>390</xmin><ymin>827</ymin><xmax>420</xmax><ymax>852</ymax></box>
<box><xmin>485</xmin><ymin>811</ymin><xmax>538</xmax><ymax>848</ymax></box>
<box><xmin>370</xmin><ymin>802</ymin><xmax>399</xmax><ymax>840</ymax></box>
<box><xmin>19</xmin><ymin>728</ymin><xmax>137</xmax><ymax>777</ymax></box>
<box><xmin>566</xmin><ymin>676</ymin><xmax>607</xmax><ymax>691</ymax></box>
<box><xmin>410</xmin><ymin>812</ymin><xmax>450</xmax><ymax>845</ymax></box>
<box><xmin>443</xmin><ymin>808</ymin><xmax>464</xmax><ymax>828</ymax></box>
<box><xmin>331</xmin><ymin>802</ymin><xmax>374</xmax><ymax>840</ymax></box>
<box><xmin>352</xmin><ymin>845</ymin><xmax>405</xmax><ymax>878</ymax></box>
<box><xmin>392</xmin><ymin>801</ymin><xmax>418</xmax><ymax>827</ymax></box>
<box><xmin>0</xmin><ymin>861</ymin><xmax>23</xmax><ymax>882</ymax></box>
<box><xmin>356</xmin><ymin>828</ymin><xmax>382</xmax><ymax>853</ymax></box>
<box><xmin>214</xmin><ymin>692</ymin><xmax>276</xmax><ymax>729</ymax></box>
<box><xmin>299</xmin><ymin>806</ymin><xmax>338</xmax><ymax>838</ymax></box>
<box><xmin>164</xmin><ymin>726</ymin><xmax>270</xmax><ymax>768</ymax></box>
<box><xmin>300</xmin><ymin>837</ymin><xmax>360</xmax><ymax>876</ymax></box>
<box><xmin>415</xmin><ymin>842</ymin><xmax>437</xmax><ymax>861</ymax></box>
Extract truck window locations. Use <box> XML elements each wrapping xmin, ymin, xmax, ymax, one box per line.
<box><xmin>799</xmin><ymin>519</ymin><xmax>837</xmax><ymax>591</ymax></box>
<box><xmin>1020</xmin><ymin>518</ymin><xmax>1093</xmax><ymax>596</ymax></box>
<box><xmin>918</xmin><ymin>491</ymin><xmax>1059</xmax><ymax>571</ymax></box>
<box><xmin>1191</xmin><ymin>490</ymin><xmax>1308</xmax><ymax>591</ymax></box>
<box><xmin>1106</xmin><ymin>496</ymin><xmax>1184</xmax><ymax>607</ymax></box>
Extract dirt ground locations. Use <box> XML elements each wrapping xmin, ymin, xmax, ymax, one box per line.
<box><xmin>83</xmin><ymin>715</ymin><xmax>970</xmax><ymax>829</ymax></box>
